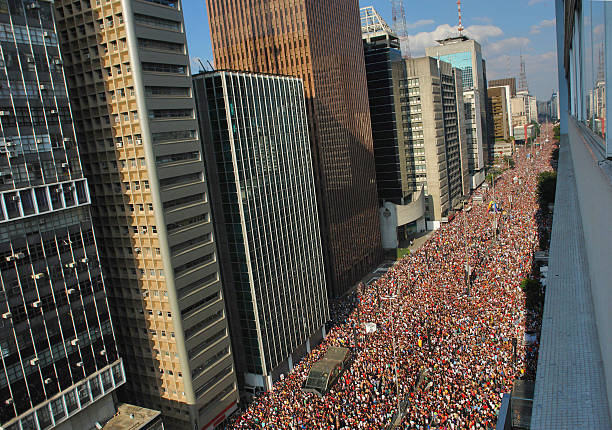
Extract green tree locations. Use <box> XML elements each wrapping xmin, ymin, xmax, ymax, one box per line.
<box><xmin>553</xmin><ymin>124</ymin><xmax>560</xmax><ymax>141</ymax></box>
<box><xmin>537</xmin><ymin>171</ymin><xmax>557</xmax><ymax>211</ymax></box>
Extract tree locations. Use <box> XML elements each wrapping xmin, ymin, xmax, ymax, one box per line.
<box><xmin>537</xmin><ymin>171</ymin><xmax>557</xmax><ymax>212</ymax></box>
<box><xmin>553</xmin><ymin>124</ymin><xmax>560</xmax><ymax>141</ymax></box>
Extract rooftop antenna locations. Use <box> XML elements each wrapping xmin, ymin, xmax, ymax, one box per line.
<box><xmin>457</xmin><ymin>0</ymin><xmax>464</xmax><ymax>34</ymax></box>
<box><xmin>207</xmin><ymin>59</ymin><xmax>215</xmax><ymax>71</ymax></box>
<box><xmin>519</xmin><ymin>52</ymin><xmax>529</xmax><ymax>93</ymax></box>
<box><xmin>197</xmin><ymin>58</ymin><xmax>206</xmax><ymax>72</ymax></box>
<box><xmin>391</xmin><ymin>0</ymin><xmax>411</xmax><ymax>58</ymax></box>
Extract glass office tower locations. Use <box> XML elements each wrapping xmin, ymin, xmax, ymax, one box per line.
<box><xmin>205</xmin><ymin>0</ymin><xmax>383</xmax><ymax>298</ymax></box>
<box><xmin>193</xmin><ymin>71</ymin><xmax>329</xmax><ymax>393</ymax></box>
<box><xmin>0</xmin><ymin>0</ymin><xmax>124</xmax><ymax>428</ymax></box>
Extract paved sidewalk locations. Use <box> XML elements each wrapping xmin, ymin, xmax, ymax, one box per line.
<box><xmin>530</xmin><ymin>126</ymin><xmax>612</xmax><ymax>428</ymax></box>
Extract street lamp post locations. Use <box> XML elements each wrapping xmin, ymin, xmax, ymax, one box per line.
<box><xmin>381</xmin><ymin>294</ymin><xmax>401</xmax><ymax>421</ymax></box>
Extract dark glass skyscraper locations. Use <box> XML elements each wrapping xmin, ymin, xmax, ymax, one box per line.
<box><xmin>206</xmin><ymin>0</ymin><xmax>383</xmax><ymax>297</ymax></box>
<box><xmin>0</xmin><ymin>0</ymin><xmax>124</xmax><ymax>428</ymax></box>
<box><xmin>193</xmin><ymin>71</ymin><xmax>328</xmax><ymax>393</ymax></box>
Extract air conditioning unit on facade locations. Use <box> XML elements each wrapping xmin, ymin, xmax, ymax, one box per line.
<box><xmin>31</xmin><ymin>273</ymin><xmax>45</xmax><ymax>280</ymax></box>
<box><xmin>2</xmin><ymin>312</ymin><xmax>12</xmax><ymax>320</ymax></box>
<box><xmin>32</xmin><ymin>301</ymin><xmax>42</xmax><ymax>308</ymax></box>
<box><xmin>65</xmin><ymin>262</ymin><xmax>76</xmax><ymax>268</ymax></box>
<box><xmin>26</xmin><ymin>2</ymin><xmax>39</xmax><ymax>9</ymax></box>
<box><xmin>70</xmin><ymin>339</ymin><xmax>79</xmax><ymax>346</ymax></box>
<box><xmin>29</xmin><ymin>358</ymin><xmax>39</xmax><ymax>366</ymax></box>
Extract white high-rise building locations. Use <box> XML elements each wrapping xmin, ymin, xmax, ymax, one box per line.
<box><xmin>426</xmin><ymin>36</ymin><xmax>490</xmax><ymax>189</ymax></box>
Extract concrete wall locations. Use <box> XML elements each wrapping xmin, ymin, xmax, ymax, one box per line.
<box><xmin>568</xmin><ymin>120</ymin><xmax>612</xmax><ymax>419</ymax></box>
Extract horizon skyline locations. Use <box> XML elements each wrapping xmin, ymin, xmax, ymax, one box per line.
<box><xmin>184</xmin><ymin>0</ymin><xmax>559</xmax><ymax>101</ymax></box>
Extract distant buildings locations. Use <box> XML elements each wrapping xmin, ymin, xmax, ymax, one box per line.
<box><xmin>426</xmin><ymin>36</ymin><xmax>489</xmax><ymax>189</ymax></box>
<box><xmin>489</xmin><ymin>78</ymin><xmax>517</xmax><ymax>97</ymax></box>
<box><xmin>0</xmin><ymin>1</ymin><xmax>125</xmax><ymax>429</ymax></box>
<box><xmin>487</xmin><ymin>86</ymin><xmax>514</xmax><ymax>157</ymax></box>
<box><xmin>206</xmin><ymin>0</ymin><xmax>383</xmax><ymax>298</ymax></box>
<box><xmin>550</xmin><ymin>91</ymin><xmax>560</xmax><ymax>121</ymax></box>
<box><xmin>361</xmin><ymin>8</ymin><xmax>468</xmax><ymax>242</ymax></box>
<box><xmin>396</xmin><ymin>57</ymin><xmax>469</xmax><ymax>229</ymax></box>
<box><xmin>511</xmin><ymin>91</ymin><xmax>538</xmax><ymax>129</ymax></box>
<box><xmin>53</xmin><ymin>0</ymin><xmax>239</xmax><ymax>428</ymax></box>
<box><xmin>193</xmin><ymin>71</ymin><xmax>329</xmax><ymax>394</ymax></box>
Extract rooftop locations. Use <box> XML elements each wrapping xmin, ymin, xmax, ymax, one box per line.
<box><xmin>103</xmin><ymin>404</ymin><xmax>161</xmax><ymax>430</ymax></box>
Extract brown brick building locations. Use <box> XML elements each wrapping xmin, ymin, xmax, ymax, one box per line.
<box><xmin>206</xmin><ymin>0</ymin><xmax>383</xmax><ymax>297</ymax></box>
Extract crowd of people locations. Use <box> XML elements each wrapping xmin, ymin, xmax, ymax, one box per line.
<box><xmin>232</xmin><ymin>138</ymin><xmax>555</xmax><ymax>430</ymax></box>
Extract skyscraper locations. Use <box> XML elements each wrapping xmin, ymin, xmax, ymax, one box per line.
<box><xmin>52</xmin><ymin>1</ymin><xmax>239</xmax><ymax>428</ymax></box>
<box><xmin>0</xmin><ymin>0</ymin><xmax>125</xmax><ymax>428</ymax></box>
<box><xmin>361</xmin><ymin>6</ymin><xmax>403</xmax><ymax>203</ymax></box>
<box><xmin>206</xmin><ymin>0</ymin><xmax>383</xmax><ymax>297</ymax></box>
<box><xmin>193</xmin><ymin>71</ymin><xmax>329</xmax><ymax>393</ymax></box>
<box><xmin>392</xmin><ymin>57</ymin><xmax>469</xmax><ymax>229</ymax></box>
<box><xmin>426</xmin><ymin>36</ymin><xmax>490</xmax><ymax>189</ymax></box>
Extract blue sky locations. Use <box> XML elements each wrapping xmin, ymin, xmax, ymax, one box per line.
<box><xmin>183</xmin><ymin>0</ymin><xmax>558</xmax><ymax>100</ymax></box>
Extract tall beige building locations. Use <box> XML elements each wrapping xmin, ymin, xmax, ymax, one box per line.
<box><xmin>392</xmin><ymin>57</ymin><xmax>469</xmax><ymax>229</ymax></box>
<box><xmin>53</xmin><ymin>0</ymin><xmax>238</xmax><ymax>429</ymax></box>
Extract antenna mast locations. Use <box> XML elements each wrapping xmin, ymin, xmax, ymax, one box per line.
<box><xmin>519</xmin><ymin>53</ymin><xmax>529</xmax><ymax>93</ymax></box>
<box><xmin>391</xmin><ymin>0</ymin><xmax>411</xmax><ymax>58</ymax></box>
<box><xmin>457</xmin><ymin>0</ymin><xmax>464</xmax><ymax>34</ymax></box>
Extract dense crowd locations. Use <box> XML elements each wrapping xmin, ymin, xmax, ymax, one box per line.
<box><xmin>232</xmin><ymin>137</ymin><xmax>554</xmax><ymax>430</ymax></box>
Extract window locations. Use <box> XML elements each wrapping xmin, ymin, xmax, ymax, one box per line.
<box><xmin>134</xmin><ymin>14</ymin><xmax>181</xmax><ymax>31</ymax></box>
<box><xmin>174</xmin><ymin>253</ymin><xmax>214</xmax><ymax>276</ymax></box>
<box><xmin>145</xmin><ymin>86</ymin><xmax>190</xmax><ymax>97</ymax></box>
<box><xmin>138</xmin><ymin>38</ymin><xmax>184</xmax><ymax>54</ymax></box>
<box><xmin>163</xmin><ymin>193</ymin><xmax>205</xmax><ymax>210</ymax></box>
<box><xmin>167</xmin><ymin>214</ymin><xmax>209</xmax><ymax>233</ymax></box>
<box><xmin>142</xmin><ymin>62</ymin><xmax>186</xmax><ymax>74</ymax></box>
<box><xmin>170</xmin><ymin>233</ymin><xmax>212</xmax><ymax>255</ymax></box>
<box><xmin>194</xmin><ymin>365</ymin><xmax>233</xmax><ymax>399</ymax></box>
<box><xmin>188</xmin><ymin>329</ymin><xmax>225</xmax><ymax>359</ymax></box>
<box><xmin>140</xmin><ymin>0</ymin><xmax>177</xmax><ymax>8</ymax></box>
<box><xmin>148</xmin><ymin>109</ymin><xmax>193</xmax><ymax>120</ymax></box>
<box><xmin>152</xmin><ymin>129</ymin><xmax>197</xmax><ymax>144</ymax></box>
<box><xmin>185</xmin><ymin>309</ymin><xmax>223</xmax><ymax>339</ymax></box>
<box><xmin>159</xmin><ymin>172</ymin><xmax>202</xmax><ymax>189</ymax></box>
<box><xmin>156</xmin><ymin>151</ymin><xmax>200</xmax><ymax>165</ymax></box>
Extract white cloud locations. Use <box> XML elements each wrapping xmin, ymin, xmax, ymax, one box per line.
<box><xmin>406</xmin><ymin>19</ymin><xmax>435</xmax><ymax>30</ymax></box>
<box><xmin>408</xmin><ymin>24</ymin><xmax>503</xmax><ymax>56</ymax></box>
<box><xmin>530</xmin><ymin>18</ymin><xmax>555</xmax><ymax>34</ymax></box>
<box><xmin>486</xmin><ymin>37</ymin><xmax>531</xmax><ymax>55</ymax></box>
<box><xmin>528</xmin><ymin>0</ymin><xmax>548</xmax><ymax>5</ymax></box>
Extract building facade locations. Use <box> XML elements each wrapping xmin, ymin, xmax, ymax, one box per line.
<box><xmin>426</xmin><ymin>36</ymin><xmax>489</xmax><ymax>189</ymax></box>
<box><xmin>392</xmin><ymin>57</ymin><xmax>468</xmax><ymax>230</ymax></box>
<box><xmin>0</xmin><ymin>0</ymin><xmax>126</xmax><ymax>428</ymax></box>
<box><xmin>489</xmin><ymin>78</ymin><xmax>517</xmax><ymax>97</ymax></box>
<box><xmin>52</xmin><ymin>0</ymin><xmax>239</xmax><ymax>428</ymax></box>
<box><xmin>488</xmin><ymin>86</ymin><xmax>511</xmax><ymax>142</ymax></box>
<box><xmin>193</xmin><ymin>71</ymin><xmax>329</xmax><ymax>393</ymax></box>
<box><xmin>361</xmin><ymin>6</ymin><xmax>403</xmax><ymax>203</ymax></box>
<box><xmin>205</xmin><ymin>0</ymin><xmax>383</xmax><ymax>298</ymax></box>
